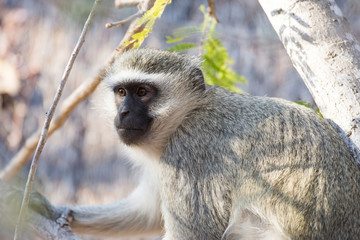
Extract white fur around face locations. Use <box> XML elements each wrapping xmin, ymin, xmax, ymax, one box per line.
<box><xmin>102</xmin><ymin>68</ymin><xmax>202</xmax><ymax>155</ymax></box>
<box><xmin>101</xmin><ymin>68</ymin><xmax>174</xmax><ymax>125</ymax></box>
<box><xmin>104</xmin><ymin>69</ymin><xmax>169</xmax><ymax>89</ymax></box>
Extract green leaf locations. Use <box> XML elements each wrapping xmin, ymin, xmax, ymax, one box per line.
<box><xmin>168</xmin><ymin>43</ymin><xmax>197</xmax><ymax>52</ymax></box>
<box><xmin>199</xmin><ymin>4</ymin><xmax>206</xmax><ymax>14</ymax></box>
<box><xmin>165</xmin><ymin>4</ymin><xmax>247</xmax><ymax>93</ymax></box>
<box><xmin>166</xmin><ymin>26</ymin><xmax>200</xmax><ymax>44</ymax></box>
<box><xmin>172</xmin><ymin>26</ymin><xmax>201</xmax><ymax>39</ymax></box>
<box><xmin>166</xmin><ymin>36</ymin><xmax>185</xmax><ymax>44</ymax></box>
<box><xmin>121</xmin><ymin>0</ymin><xmax>172</xmax><ymax>50</ymax></box>
<box><xmin>294</xmin><ymin>101</ymin><xmax>313</xmax><ymax>109</ymax></box>
<box><xmin>294</xmin><ymin>101</ymin><xmax>323</xmax><ymax>118</ymax></box>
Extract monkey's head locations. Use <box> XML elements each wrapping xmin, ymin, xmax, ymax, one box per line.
<box><xmin>104</xmin><ymin>49</ymin><xmax>206</xmax><ymax>148</ymax></box>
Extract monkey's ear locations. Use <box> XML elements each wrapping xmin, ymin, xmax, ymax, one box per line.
<box><xmin>190</xmin><ymin>68</ymin><xmax>206</xmax><ymax>91</ymax></box>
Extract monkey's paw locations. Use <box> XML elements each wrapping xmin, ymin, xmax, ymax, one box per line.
<box><xmin>0</xmin><ymin>179</ymin><xmax>66</xmax><ymax>222</ymax></box>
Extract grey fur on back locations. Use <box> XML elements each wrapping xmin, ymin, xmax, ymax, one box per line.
<box><xmin>160</xmin><ymin>85</ymin><xmax>360</xmax><ymax>239</ymax></box>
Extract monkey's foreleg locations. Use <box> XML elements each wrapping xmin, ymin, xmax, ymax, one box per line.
<box><xmin>69</xmin><ymin>180</ymin><xmax>162</xmax><ymax>237</ymax></box>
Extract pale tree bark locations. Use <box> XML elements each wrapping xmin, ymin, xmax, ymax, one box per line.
<box><xmin>258</xmin><ymin>0</ymin><xmax>360</xmax><ymax>163</ymax></box>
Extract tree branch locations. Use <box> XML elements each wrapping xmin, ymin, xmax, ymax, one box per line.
<box><xmin>114</xmin><ymin>0</ymin><xmax>141</xmax><ymax>8</ymax></box>
<box><xmin>207</xmin><ymin>0</ymin><xmax>219</xmax><ymax>23</ymax></box>
<box><xmin>0</xmin><ymin>72</ymin><xmax>104</xmax><ymax>181</ymax></box>
<box><xmin>258</xmin><ymin>0</ymin><xmax>360</xmax><ymax>163</ymax></box>
<box><xmin>0</xmin><ymin>0</ymin><xmax>159</xmax><ymax>236</ymax></box>
<box><xmin>107</xmin><ymin>0</ymin><xmax>156</xmax><ymax>28</ymax></box>
<box><xmin>13</xmin><ymin>1</ymin><xmax>102</xmax><ymax>239</ymax></box>
<box><xmin>105</xmin><ymin>11</ymin><xmax>142</xmax><ymax>28</ymax></box>
<box><xmin>0</xmin><ymin>0</ymin><xmax>161</xmax><ymax>238</ymax></box>
<box><xmin>0</xmin><ymin>0</ymin><xmax>155</xmax><ymax>182</ymax></box>
<box><xmin>115</xmin><ymin>0</ymin><xmax>155</xmax><ymax>13</ymax></box>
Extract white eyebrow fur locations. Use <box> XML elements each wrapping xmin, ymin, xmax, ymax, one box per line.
<box><xmin>104</xmin><ymin>69</ymin><xmax>168</xmax><ymax>88</ymax></box>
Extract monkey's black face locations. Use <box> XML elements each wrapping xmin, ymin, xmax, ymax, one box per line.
<box><xmin>113</xmin><ymin>83</ymin><xmax>157</xmax><ymax>145</ymax></box>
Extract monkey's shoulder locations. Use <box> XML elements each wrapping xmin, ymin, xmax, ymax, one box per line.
<box><xmin>167</xmin><ymin>86</ymin><xmax>345</xmax><ymax>158</ymax></box>
<box><xmin>191</xmin><ymin>86</ymin><xmax>324</xmax><ymax>131</ymax></box>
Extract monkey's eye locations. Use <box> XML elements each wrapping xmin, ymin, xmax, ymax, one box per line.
<box><xmin>118</xmin><ymin>88</ymin><xmax>126</xmax><ymax>97</ymax></box>
<box><xmin>137</xmin><ymin>87</ymin><xmax>147</xmax><ymax>97</ymax></box>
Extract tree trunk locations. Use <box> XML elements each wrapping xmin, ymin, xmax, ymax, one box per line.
<box><xmin>258</xmin><ymin>0</ymin><xmax>360</xmax><ymax>163</ymax></box>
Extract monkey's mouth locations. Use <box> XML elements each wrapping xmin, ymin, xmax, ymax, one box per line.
<box><xmin>116</xmin><ymin>128</ymin><xmax>148</xmax><ymax>145</ymax></box>
<box><xmin>118</xmin><ymin>128</ymin><xmax>145</xmax><ymax>131</ymax></box>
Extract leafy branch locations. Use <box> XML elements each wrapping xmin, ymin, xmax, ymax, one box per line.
<box><xmin>117</xmin><ymin>0</ymin><xmax>172</xmax><ymax>50</ymax></box>
<box><xmin>167</xmin><ymin>5</ymin><xmax>247</xmax><ymax>93</ymax></box>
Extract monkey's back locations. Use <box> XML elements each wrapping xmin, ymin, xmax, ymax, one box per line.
<box><xmin>161</xmin><ymin>86</ymin><xmax>360</xmax><ymax>239</ymax></box>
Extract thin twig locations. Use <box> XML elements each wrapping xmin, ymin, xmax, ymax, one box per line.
<box><xmin>199</xmin><ymin>7</ymin><xmax>211</xmax><ymax>56</ymax></box>
<box><xmin>0</xmin><ymin>0</ymin><xmax>154</xmax><ymax>237</ymax></box>
<box><xmin>13</xmin><ymin>0</ymin><xmax>102</xmax><ymax>239</ymax></box>
<box><xmin>199</xmin><ymin>1</ymin><xmax>219</xmax><ymax>57</ymax></box>
<box><xmin>105</xmin><ymin>11</ymin><xmax>142</xmax><ymax>28</ymax></box>
<box><xmin>207</xmin><ymin>0</ymin><xmax>219</xmax><ymax>23</ymax></box>
<box><xmin>115</xmin><ymin>0</ymin><xmax>141</xmax><ymax>8</ymax></box>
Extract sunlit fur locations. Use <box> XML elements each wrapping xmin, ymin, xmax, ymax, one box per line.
<box><xmin>67</xmin><ymin>49</ymin><xmax>360</xmax><ymax>240</ymax></box>
<box><xmin>70</xmin><ymin>168</ymin><xmax>162</xmax><ymax>237</ymax></box>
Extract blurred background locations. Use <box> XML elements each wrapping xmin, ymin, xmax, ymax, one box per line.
<box><xmin>0</xmin><ymin>0</ymin><xmax>359</xmax><ymax>239</ymax></box>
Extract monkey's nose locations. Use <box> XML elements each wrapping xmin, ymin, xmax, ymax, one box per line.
<box><xmin>121</xmin><ymin>110</ymin><xmax>129</xmax><ymax>116</ymax></box>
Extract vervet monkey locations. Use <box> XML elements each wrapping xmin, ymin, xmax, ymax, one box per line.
<box><xmin>24</xmin><ymin>49</ymin><xmax>360</xmax><ymax>239</ymax></box>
